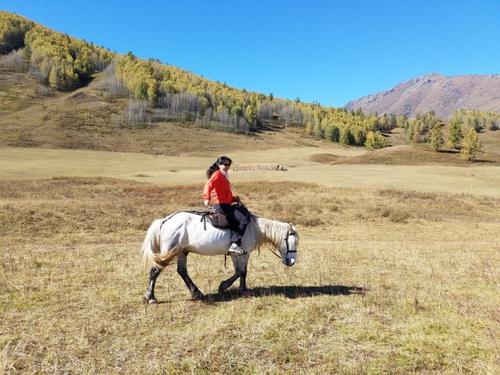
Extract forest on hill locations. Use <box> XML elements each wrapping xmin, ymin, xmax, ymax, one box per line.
<box><xmin>1</xmin><ymin>11</ymin><xmax>498</xmax><ymax>153</ymax></box>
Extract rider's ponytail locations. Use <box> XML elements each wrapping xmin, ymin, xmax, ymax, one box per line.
<box><xmin>206</xmin><ymin>162</ymin><xmax>219</xmax><ymax>179</ymax></box>
<box><xmin>206</xmin><ymin>156</ymin><xmax>232</xmax><ymax>179</ymax></box>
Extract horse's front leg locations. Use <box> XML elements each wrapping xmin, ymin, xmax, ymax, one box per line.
<box><xmin>143</xmin><ymin>266</ymin><xmax>162</xmax><ymax>304</ymax></box>
<box><xmin>177</xmin><ymin>252</ymin><xmax>204</xmax><ymax>300</ymax></box>
<box><xmin>238</xmin><ymin>263</ymin><xmax>248</xmax><ymax>294</ymax></box>
<box><xmin>218</xmin><ymin>255</ymin><xmax>249</xmax><ymax>295</ymax></box>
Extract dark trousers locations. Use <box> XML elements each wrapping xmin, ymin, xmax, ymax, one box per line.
<box><xmin>214</xmin><ymin>203</ymin><xmax>249</xmax><ymax>246</ymax></box>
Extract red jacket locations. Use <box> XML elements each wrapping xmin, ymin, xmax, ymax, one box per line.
<box><xmin>203</xmin><ymin>170</ymin><xmax>235</xmax><ymax>205</ymax></box>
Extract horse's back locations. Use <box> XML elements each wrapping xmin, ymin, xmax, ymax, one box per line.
<box><xmin>159</xmin><ymin>211</ymin><xmax>231</xmax><ymax>255</ymax></box>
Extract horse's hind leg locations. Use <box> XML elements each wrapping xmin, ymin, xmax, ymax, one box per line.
<box><xmin>177</xmin><ymin>252</ymin><xmax>205</xmax><ymax>300</ymax></box>
<box><xmin>143</xmin><ymin>266</ymin><xmax>162</xmax><ymax>304</ymax></box>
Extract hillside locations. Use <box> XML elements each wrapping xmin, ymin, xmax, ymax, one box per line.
<box><xmin>0</xmin><ymin>11</ymin><xmax>391</xmax><ymax>150</ymax></box>
<box><xmin>345</xmin><ymin>73</ymin><xmax>500</xmax><ymax>118</ymax></box>
<box><xmin>0</xmin><ymin>67</ymin><xmax>338</xmax><ymax>155</ymax></box>
<box><xmin>1</xmin><ymin>11</ymin><xmax>499</xmax><ymax>160</ymax></box>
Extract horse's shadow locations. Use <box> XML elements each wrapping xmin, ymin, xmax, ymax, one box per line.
<box><xmin>203</xmin><ymin>285</ymin><xmax>367</xmax><ymax>303</ymax></box>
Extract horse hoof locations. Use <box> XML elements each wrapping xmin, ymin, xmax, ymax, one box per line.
<box><xmin>192</xmin><ymin>292</ymin><xmax>205</xmax><ymax>301</ymax></box>
<box><xmin>143</xmin><ymin>295</ymin><xmax>158</xmax><ymax>305</ymax></box>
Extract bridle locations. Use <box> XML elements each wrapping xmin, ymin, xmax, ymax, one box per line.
<box><xmin>285</xmin><ymin>229</ymin><xmax>298</xmax><ymax>255</ymax></box>
<box><xmin>269</xmin><ymin>228</ymin><xmax>297</xmax><ymax>260</ymax></box>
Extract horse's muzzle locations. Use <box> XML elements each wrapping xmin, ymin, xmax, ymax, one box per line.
<box><xmin>285</xmin><ymin>257</ymin><xmax>296</xmax><ymax>267</ymax></box>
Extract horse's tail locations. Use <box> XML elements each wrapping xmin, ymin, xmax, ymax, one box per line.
<box><xmin>141</xmin><ymin>219</ymin><xmax>162</xmax><ymax>268</ymax></box>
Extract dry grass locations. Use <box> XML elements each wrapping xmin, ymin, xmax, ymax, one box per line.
<box><xmin>1</xmin><ymin>63</ymin><xmax>500</xmax><ymax>374</ymax></box>
<box><xmin>1</xmin><ymin>177</ymin><xmax>499</xmax><ymax>373</ymax></box>
<box><xmin>313</xmin><ymin>143</ymin><xmax>500</xmax><ymax>167</ymax></box>
<box><xmin>2</xmin><ymin>147</ymin><xmax>500</xmax><ymax>198</ymax></box>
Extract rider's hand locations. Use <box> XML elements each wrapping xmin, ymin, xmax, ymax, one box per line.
<box><xmin>203</xmin><ymin>199</ymin><xmax>209</xmax><ymax>207</ymax></box>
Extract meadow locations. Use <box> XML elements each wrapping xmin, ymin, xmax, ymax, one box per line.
<box><xmin>1</xmin><ymin>15</ymin><xmax>499</xmax><ymax>374</ymax></box>
<box><xmin>1</xmin><ymin>145</ymin><xmax>499</xmax><ymax>374</ymax></box>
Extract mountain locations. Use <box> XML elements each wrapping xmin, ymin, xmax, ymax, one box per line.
<box><xmin>345</xmin><ymin>73</ymin><xmax>500</xmax><ymax>118</ymax></box>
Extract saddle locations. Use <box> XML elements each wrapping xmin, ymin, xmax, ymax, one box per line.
<box><xmin>199</xmin><ymin>203</ymin><xmax>251</xmax><ymax>230</ymax></box>
<box><xmin>205</xmin><ymin>210</ymin><xmax>230</xmax><ymax>228</ymax></box>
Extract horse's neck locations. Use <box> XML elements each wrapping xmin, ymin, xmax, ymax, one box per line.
<box><xmin>256</xmin><ymin>217</ymin><xmax>288</xmax><ymax>247</ymax></box>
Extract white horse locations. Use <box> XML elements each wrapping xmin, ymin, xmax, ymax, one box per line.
<box><xmin>141</xmin><ymin>211</ymin><xmax>299</xmax><ymax>303</ymax></box>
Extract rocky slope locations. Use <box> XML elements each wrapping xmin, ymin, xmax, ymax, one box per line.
<box><xmin>345</xmin><ymin>73</ymin><xmax>500</xmax><ymax>118</ymax></box>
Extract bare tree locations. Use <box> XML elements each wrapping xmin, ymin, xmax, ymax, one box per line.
<box><xmin>97</xmin><ymin>63</ymin><xmax>128</xmax><ymax>97</ymax></box>
<box><xmin>127</xmin><ymin>98</ymin><xmax>148</xmax><ymax>125</ymax></box>
<box><xmin>0</xmin><ymin>49</ymin><xmax>27</xmax><ymax>72</ymax></box>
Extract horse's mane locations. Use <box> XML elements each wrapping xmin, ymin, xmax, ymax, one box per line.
<box><xmin>256</xmin><ymin>217</ymin><xmax>293</xmax><ymax>247</ymax></box>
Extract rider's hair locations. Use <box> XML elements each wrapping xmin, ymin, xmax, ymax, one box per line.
<box><xmin>206</xmin><ymin>156</ymin><xmax>232</xmax><ymax>179</ymax></box>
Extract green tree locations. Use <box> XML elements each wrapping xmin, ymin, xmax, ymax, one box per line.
<box><xmin>460</xmin><ymin>128</ymin><xmax>480</xmax><ymax>161</ymax></box>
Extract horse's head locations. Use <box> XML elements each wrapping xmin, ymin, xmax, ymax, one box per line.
<box><xmin>279</xmin><ymin>224</ymin><xmax>298</xmax><ymax>267</ymax></box>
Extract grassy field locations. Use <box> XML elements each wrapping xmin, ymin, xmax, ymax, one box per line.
<box><xmin>1</xmin><ymin>172</ymin><xmax>499</xmax><ymax>373</ymax></box>
<box><xmin>1</xmin><ymin>146</ymin><xmax>500</xmax><ymax>198</ymax></box>
<box><xmin>1</xmin><ymin>67</ymin><xmax>500</xmax><ymax>373</ymax></box>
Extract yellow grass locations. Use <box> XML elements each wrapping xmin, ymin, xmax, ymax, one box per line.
<box><xmin>1</xmin><ymin>146</ymin><xmax>500</xmax><ymax>197</ymax></box>
<box><xmin>1</xmin><ymin>65</ymin><xmax>500</xmax><ymax>371</ymax></box>
<box><xmin>0</xmin><ymin>177</ymin><xmax>499</xmax><ymax>373</ymax></box>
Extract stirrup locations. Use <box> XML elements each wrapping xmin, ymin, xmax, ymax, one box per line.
<box><xmin>228</xmin><ymin>243</ymin><xmax>246</xmax><ymax>255</ymax></box>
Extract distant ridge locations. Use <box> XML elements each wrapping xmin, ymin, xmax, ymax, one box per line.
<box><xmin>345</xmin><ymin>73</ymin><xmax>500</xmax><ymax>118</ymax></box>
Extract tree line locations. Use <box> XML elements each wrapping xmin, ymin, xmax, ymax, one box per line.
<box><xmin>1</xmin><ymin>10</ymin><xmax>496</xmax><ymax>155</ymax></box>
<box><xmin>401</xmin><ymin>109</ymin><xmax>498</xmax><ymax>161</ymax></box>
<box><xmin>0</xmin><ymin>11</ymin><xmax>112</xmax><ymax>90</ymax></box>
<box><xmin>1</xmin><ymin>11</ymin><xmax>390</xmax><ymax>141</ymax></box>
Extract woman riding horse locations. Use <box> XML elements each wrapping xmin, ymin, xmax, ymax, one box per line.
<box><xmin>140</xmin><ymin>156</ymin><xmax>299</xmax><ymax>303</ymax></box>
<box><xmin>203</xmin><ymin>156</ymin><xmax>249</xmax><ymax>256</ymax></box>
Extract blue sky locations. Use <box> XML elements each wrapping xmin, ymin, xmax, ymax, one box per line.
<box><xmin>1</xmin><ymin>0</ymin><xmax>499</xmax><ymax>106</ymax></box>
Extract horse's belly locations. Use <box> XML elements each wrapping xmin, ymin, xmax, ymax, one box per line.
<box><xmin>187</xmin><ymin>228</ymin><xmax>231</xmax><ymax>256</ymax></box>
<box><xmin>188</xmin><ymin>246</ymin><xmax>229</xmax><ymax>256</ymax></box>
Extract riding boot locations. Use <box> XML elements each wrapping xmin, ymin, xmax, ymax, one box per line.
<box><xmin>228</xmin><ymin>243</ymin><xmax>246</xmax><ymax>255</ymax></box>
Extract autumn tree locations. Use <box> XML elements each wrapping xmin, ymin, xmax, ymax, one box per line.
<box><xmin>448</xmin><ymin>119</ymin><xmax>463</xmax><ymax>149</ymax></box>
<box><xmin>365</xmin><ymin>131</ymin><xmax>386</xmax><ymax>149</ymax></box>
<box><xmin>430</xmin><ymin>124</ymin><xmax>444</xmax><ymax>151</ymax></box>
<box><xmin>460</xmin><ymin>128</ymin><xmax>481</xmax><ymax>161</ymax></box>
